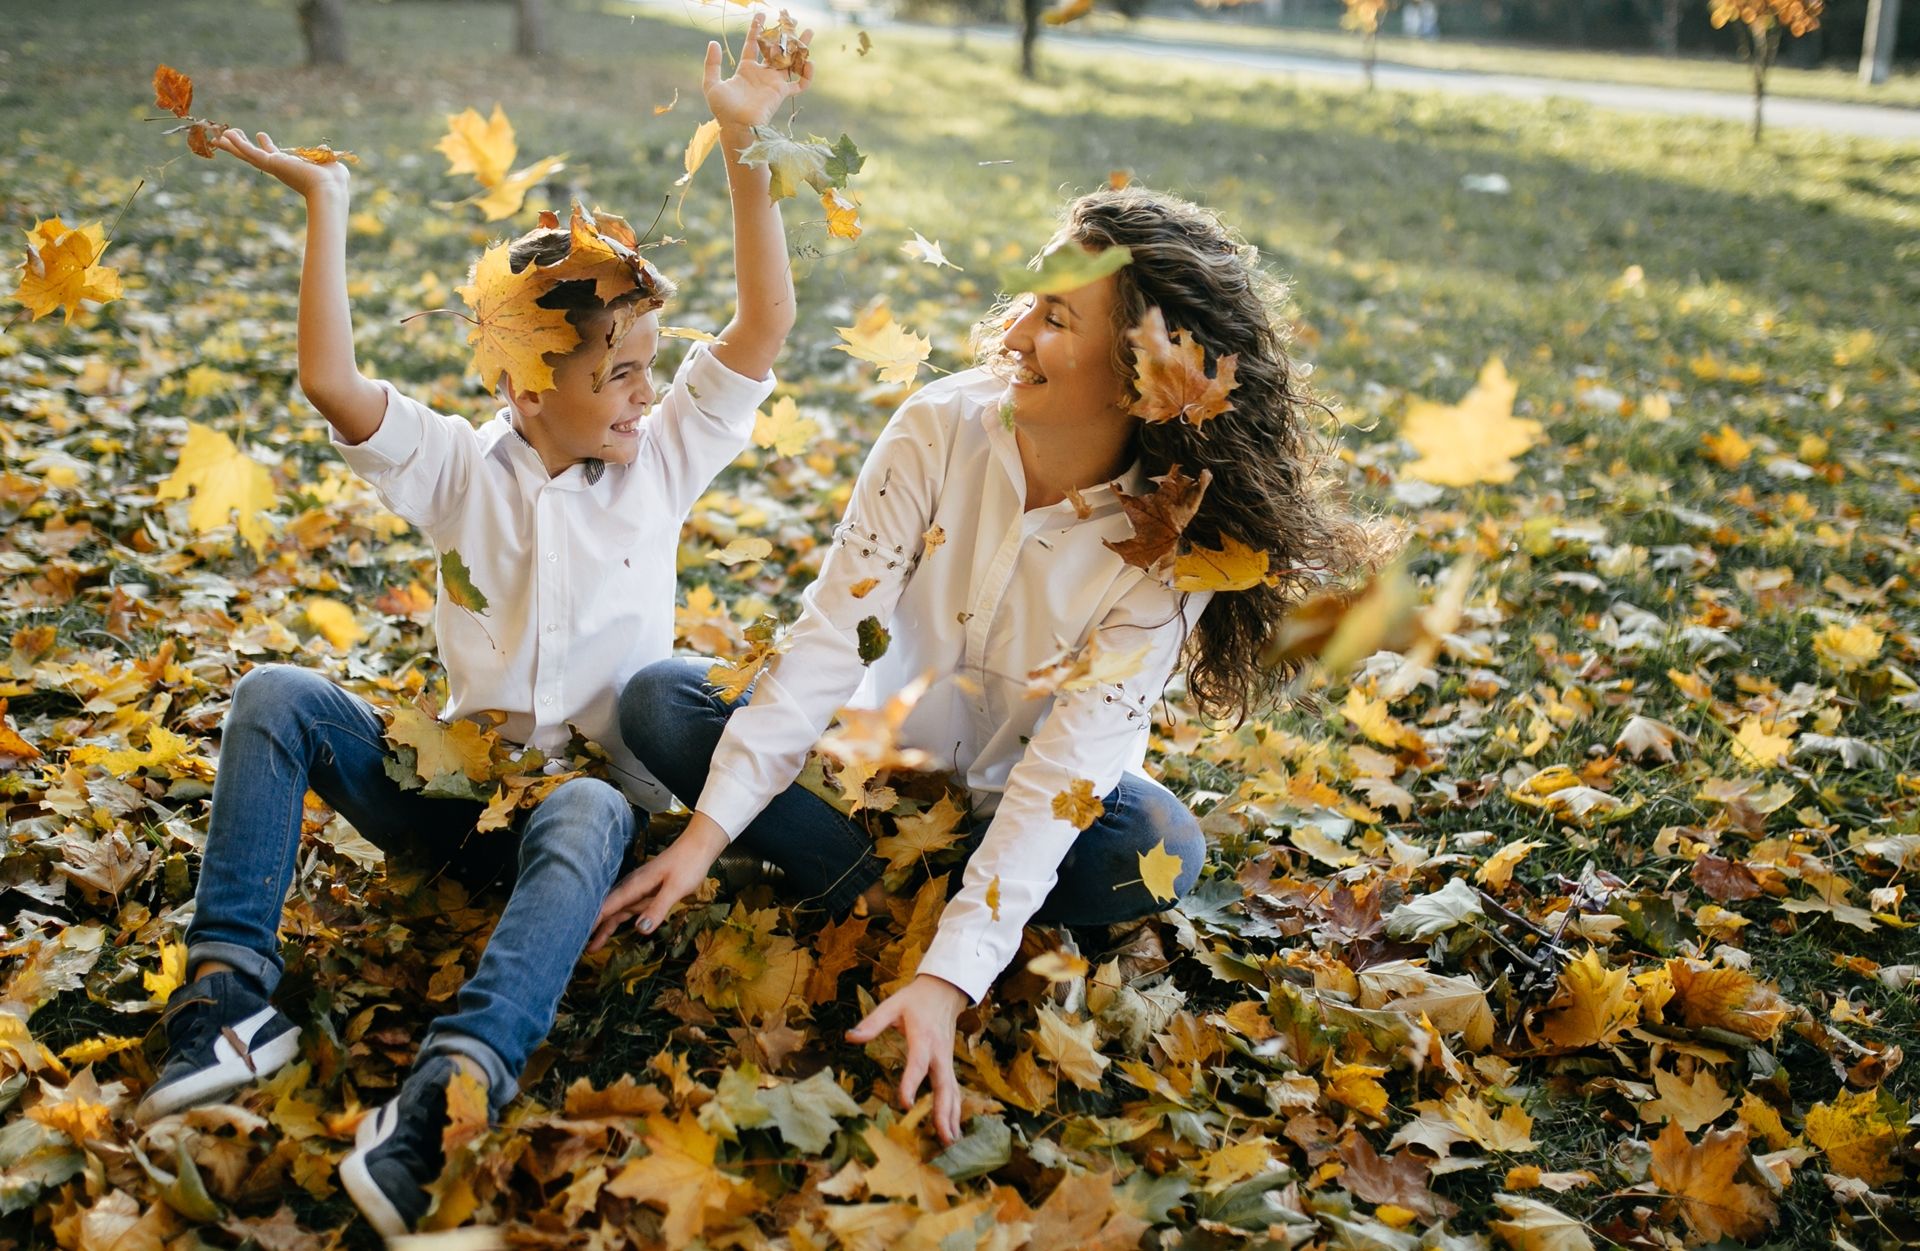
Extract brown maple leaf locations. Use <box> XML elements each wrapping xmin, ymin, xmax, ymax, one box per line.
<box><xmin>152</xmin><ymin>65</ymin><xmax>193</xmax><ymax>118</ymax></box>
<box><xmin>1127</xmin><ymin>307</ymin><xmax>1238</xmax><ymax>426</ymax></box>
<box><xmin>1648</xmin><ymin>1122</ymin><xmax>1778</xmax><ymax>1243</ymax></box>
<box><xmin>1336</xmin><ymin>1132</ymin><xmax>1458</xmax><ymax>1220</ymax></box>
<box><xmin>1103</xmin><ymin>464</ymin><xmax>1212</xmax><ymax>577</ymax></box>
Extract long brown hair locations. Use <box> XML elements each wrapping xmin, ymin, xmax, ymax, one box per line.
<box><xmin>979</xmin><ymin>187</ymin><xmax>1396</xmax><ymax>723</ymax></box>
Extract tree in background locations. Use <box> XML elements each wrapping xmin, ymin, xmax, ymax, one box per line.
<box><xmin>516</xmin><ymin>0</ymin><xmax>550</xmax><ymax>58</ymax></box>
<box><xmin>1342</xmin><ymin>0</ymin><xmax>1393</xmax><ymax>88</ymax></box>
<box><xmin>297</xmin><ymin>0</ymin><xmax>348</xmax><ymax>65</ymax></box>
<box><xmin>1709</xmin><ymin>0</ymin><xmax>1826</xmax><ymax>140</ymax></box>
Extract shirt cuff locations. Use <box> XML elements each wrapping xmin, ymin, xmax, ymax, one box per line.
<box><xmin>329</xmin><ymin>381</ymin><xmax>420</xmax><ymax>470</ymax></box>
<box><xmin>680</xmin><ymin>342</ymin><xmax>776</xmax><ymax>421</ymax></box>
<box><xmin>916</xmin><ymin>926</ymin><xmax>998</xmax><ymax>1005</ymax></box>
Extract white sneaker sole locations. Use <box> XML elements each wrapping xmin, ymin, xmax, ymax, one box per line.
<box><xmin>341</xmin><ymin>1101</ymin><xmax>411</xmax><ymax>1240</ymax></box>
<box><xmin>134</xmin><ymin>1008</ymin><xmax>301</xmax><ymax>1125</ymax></box>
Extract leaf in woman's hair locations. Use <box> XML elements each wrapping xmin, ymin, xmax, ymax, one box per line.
<box><xmin>1128</xmin><ymin>307</ymin><xmax>1238</xmax><ymax>426</ymax></box>
<box><xmin>1103</xmin><ymin>465</ymin><xmax>1211</xmax><ymax>577</ymax></box>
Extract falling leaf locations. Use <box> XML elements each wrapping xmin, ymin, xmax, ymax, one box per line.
<box><xmin>1023</xmin><ymin>240</ymin><xmax>1132</xmax><ymax>296</ymax></box>
<box><xmin>439</xmin><ymin>549</ymin><xmax>490</xmax><ymax>615</ymax></box>
<box><xmin>710</xmin><ymin>537</ymin><xmax>772</xmax><ymax>566</ymax></box>
<box><xmin>154</xmin><ymin>422</ymin><xmax>276</xmax><ymax>554</ymax></box>
<box><xmin>901</xmin><ymin>231</ymin><xmax>960</xmax><ymax>270</ymax></box>
<box><xmin>436</xmin><ymin>103</ymin><xmax>517</xmax><ymax>188</ymax></box>
<box><xmin>471</xmin><ymin>155</ymin><xmax>567</xmax><ymax>222</ymax></box>
<box><xmin>833</xmin><ymin>304</ymin><xmax>932</xmax><ymax>385</ymax></box>
<box><xmin>455</xmin><ymin>241</ymin><xmax>580</xmax><ymax>394</ymax></box>
<box><xmin>284</xmin><ymin>144</ymin><xmax>358</xmax><ymax>166</ymax></box>
<box><xmin>1050</xmin><ymin>778</ymin><xmax>1105</xmax><ymax>831</ymax></box>
<box><xmin>822</xmin><ymin>189</ymin><xmax>862</xmax><ymax>240</ymax></box>
<box><xmin>708</xmin><ymin>614</ymin><xmax>786</xmax><ymax>702</ymax></box>
<box><xmin>12</xmin><ymin>217</ymin><xmax>123</xmax><ymax>325</ymax></box>
<box><xmin>735</xmin><ymin>129</ymin><xmax>837</xmax><ymax>202</ymax></box>
<box><xmin>677</xmin><ymin>119</ymin><xmax>722</xmax><ymax>188</ymax></box>
<box><xmin>1104</xmin><ymin>465</ymin><xmax>1211</xmax><ymax>577</ymax></box>
<box><xmin>753</xmin><ymin>395</ymin><xmax>819</xmax><ymax>457</ymax></box>
<box><xmin>985</xmin><ymin>877</ymin><xmax>1001</xmax><ymax>921</ymax></box>
<box><xmin>1401</xmin><ymin>357</ymin><xmax>1542</xmax><ymax>486</ymax></box>
<box><xmin>1127</xmin><ymin>307</ymin><xmax>1238</xmax><ymax>426</ymax></box>
<box><xmin>1044</xmin><ymin>0</ymin><xmax>1095</xmax><ymax>24</ymax></box>
<box><xmin>1137</xmin><ymin>839</ymin><xmax>1185</xmax><ymax>904</ymax></box>
<box><xmin>152</xmin><ymin>65</ymin><xmax>193</xmax><ymax>117</ymax></box>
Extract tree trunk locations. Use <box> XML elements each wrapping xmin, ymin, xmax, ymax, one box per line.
<box><xmin>1860</xmin><ymin>0</ymin><xmax>1901</xmax><ymax>84</ymax></box>
<box><xmin>1363</xmin><ymin>28</ymin><xmax>1377</xmax><ymax>90</ymax></box>
<box><xmin>515</xmin><ymin>0</ymin><xmax>549</xmax><ymax>59</ymax></box>
<box><xmin>1655</xmin><ymin>0</ymin><xmax>1681</xmax><ymax>56</ymax></box>
<box><xmin>1747</xmin><ymin>23</ymin><xmax>1778</xmax><ymax>144</ymax></box>
<box><xmin>1020</xmin><ymin>0</ymin><xmax>1042</xmax><ymax>79</ymax></box>
<box><xmin>298</xmin><ymin>0</ymin><xmax>349</xmax><ymax>66</ymax></box>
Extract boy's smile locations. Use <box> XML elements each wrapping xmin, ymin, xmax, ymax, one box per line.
<box><xmin>509</xmin><ymin>310</ymin><xmax>662</xmax><ymax>476</ymax></box>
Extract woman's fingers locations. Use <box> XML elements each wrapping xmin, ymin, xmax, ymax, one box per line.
<box><xmin>897</xmin><ymin>1031</ymin><xmax>930</xmax><ymax>1110</ymax></box>
<box><xmin>845</xmin><ymin>995</ymin><xmax>899</xmax><ymax>1044</ymax></box>
<box><xmin>931</xmin><ymin>1049</ymin><xmax>962</xmax><ymax>1144</ymax></box>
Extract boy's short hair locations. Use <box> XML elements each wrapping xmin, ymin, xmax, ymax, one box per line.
<box><xmin>506</xmin><ymin>225</ymin><xmax>678</xmax><ymax>339</ymax></box>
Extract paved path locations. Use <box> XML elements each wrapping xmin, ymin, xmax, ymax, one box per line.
<box><xmin>634</xmin><ymin>0</ymin><xmax>1920</xmax><ymax>142</ymax></box>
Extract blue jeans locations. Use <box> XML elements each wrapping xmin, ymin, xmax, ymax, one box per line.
<box><xmin>184</xmin><ymin>665</ymin><xmax>637</xmax><ymax>1113</ymax></box>
<box><xmin>617</xmin><ymin>657</ymin><xmax>1203</xmax><ymax>931</ymax></box>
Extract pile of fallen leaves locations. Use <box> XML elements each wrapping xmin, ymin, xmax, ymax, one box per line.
<box><xmin>4</xmin><ymin>20</ymin><xmax>1920</xmax><ymax>1251</ymax></box>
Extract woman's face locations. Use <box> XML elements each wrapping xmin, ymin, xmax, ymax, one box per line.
<box><xmin>1001</xmin><ymin>270</ymin><xmax>1130</xmax><ymax>433</ymax></box>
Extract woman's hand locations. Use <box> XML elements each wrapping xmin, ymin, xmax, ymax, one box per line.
<box><xmin>703</xmin><ymin>13</ymin><xmax>813</xmax><ymax>133</ymax></box>
<box><xmin>847</xmin><ymin>973</ymin><xmax>969</xmax><ymax>1145</ymax></box>
<box><xmin>588</xmin><ymin>812</ymin><xmax>731</xmax><ymax>950</ymax></box>
<box><xmin>214</xmin><ymin>129</ymin><xmax>351</xmax><ymax>203</ymax></box>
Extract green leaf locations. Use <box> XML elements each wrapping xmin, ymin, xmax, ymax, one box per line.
<box><xmin>856</xmin><ymin>616</ymin><xmax>890</xmax><ymax>665</ymax></box>
<box><xmin>1019</xmin><ymin>241</ymin><xmax>1133</xmax><ymax>296</ymax></box>
<box><xmin>440</xmin><ymin>549</ymin><xmax>489</xmax><ymax>615</ymax></box>
<box><xmin>758</xmin><ymin>1067</ymin><xmax>862</xmax><ymax>1153</ymax></box>
<box><xmin>932</xmin><ymin>1114</ymin><xmax>1010</xmax><ymax>1180</ymax></box>
<box><xmin>824</xmin><ymin>133</ymin><xmax>866</xmax><ymax>187</ymax></box>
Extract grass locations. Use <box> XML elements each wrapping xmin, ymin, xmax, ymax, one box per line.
<box><xmin>2</xmin><ymin>0</ymin><xmax>1918</xmax><ymax>1244</ymax></box>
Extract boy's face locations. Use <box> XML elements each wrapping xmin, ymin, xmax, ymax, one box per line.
<box><xmin>511</xmin><ymin>310</ymin><xmax>662</xmax><ymax>473</ymax></box>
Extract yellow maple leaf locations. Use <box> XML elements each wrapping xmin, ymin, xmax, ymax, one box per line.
<box><xmin>1325</xmin><ymin>1061</ymin><xmax>1389</xmax><ymax>1119</ymax></box>
<box><xmin>1026</xmin><ymin>635</ymin><xmax>1151</xmax><ymax>697</ymax></box>
<box><xmin>1401</xmin><ymin>357</ymin><xmax>1542</xmax><ymax>486</ymax></box>
<box><xmin>70</xmin><ymin>727</ymin><xmax>195</xmax><ymax>778</ymax></box>
<box><xmin>686</xmin><ymin>902</ymin><xmax>813</xmax><ymax>1024</ymax></box>
<box><xmin>11</xmin><ymin>217</ymin><xmax>122</xmax><ymax>324</ymax></box>
<box><xmin>143</xmin><ymin>937</ymin><xmax>186</xmax><ymax>1003</ymax></box>
<box><xmin>1447</xmin><ymin>1093</ymin><xmax>1539</xmax><ymax>1151</ymax></box>
<box><xmin>834</xmin><ymin>304</ymin><xmax>932</xmax><ymax>385</ymax></box>
<box><xmin>1051</xmin><ymin>778</ymin><xmax>1105</xmax><ymax>830</ymax></box>
<box><xmin>1699</xmin><ymin>424</ymin><xmax>1754</xmax><ymax>469</ymax></box>
<box><xmin>471</xmin><ymin>154</ymin><xmax>567</xmax><ymax>222</ymax></box>
<box><xmin>26</xmin><ymin>1069</ymin><xmax>114</xmax><ymax>1144</ymax></box>
<box><xmin>1665</xmin><ymin>959</ymin><xmax>1787</xmax><ymax>1041</ymax></box>
<box><xmin>1137</xmin><ymin>838</ymin><xmax>1186</xmax><ymax>904</ymax></box>
<box><xmin>753</xmin><ymin>395</ymin><xmax>820</xmax><ymax>458</ymax></box>
<box><xmin>437</xmin><ymin>104</ymin><xmax>517</xmax><ymax>187</ymax></box>
<box><xmin>57</xmin><ymin>1035</ymin><xmax>141</xmax><ymax>1066</ymax></box>
<box><xmin>1813</xmin><ymin>621</ymin><xmax>1883</xmax><ymax>673</ymax></box>
<box><xmin>822</xmin><ymin>188</ymin><xmax>862</xmax><ymax>241</ymax></box>
<box><xmin>1476</xmin><ymin>837</ymin><xmax>1543</xmax><ymax>891</ymax></box>
<box><xmin>1640</xmin><ymin>1064</ymin><xmax>1735</xmax><ymax>1132</ymax></box>
<box><xmin>456</xmin><ymin>241</ymin><xmax>580</xmax><ymax>394</ymax></box>
<box><xmin>1339</xmin><ymin>687</ymin><xmax>1423</xmax><ymax>752</ymax></box>
<box><xmin>441</xmin><ymin>1070</ymin><xmax>491</xmax><ymax>1157</ymax></box>
<box><xmin>155</xmin><ymin>422</ymin><xmax>277</xmax><ymax>554</ymax></box>
<box><xmin>1489</xmin><ymin>1194</ymin><xmax>1594</xmax><ymax>1251</ymax></box>
<box><xmin>1729</xmin><ymin>716</ymin><xmax>1793</xmax><ymax>768</ymax></box>
<box><xmin>874</xmin><ymin>793</ymin><xmax>967</xmax><ymax>878</ymax></box>
<box><xmin>1648</xmin><ymin>1122</ymin><xmax>1777</xmax><ymax>1243</ymax></box>
<box><xmin>1804</xmin><ymin>1089</ymin><xmax>1902</xmax><ymax>1184</ymax></box>
<box><xmin>862</xmin><ymin>1123</ymin><xmax>958</xmax><ymax>1211</ymax></box>
<box><xmin>606</xmin><ymin>1111</ymin><xmax>750</xmax><ymax>1249</ymax></box>
<box><xmin>303</xmin><ymin>598</ymin><xmax>362</xmax><ymax>649</ymax></box>
<box><xmin>1532</xmin><ymin>949</ymin><xmax>1639</xmax><ymax>1051</ymax></box>
<box><xmin>676</xmin><ymin>119</ymin><xmax>722</xmax><ymax>188</ymax></box>
<box><xmin>1171</xmin><ymin>534</ymin><xmax>1272</xmax><ymax>592</ymax></box>
<box><xmin>1032</xmin><ymin>1004</ymin><xmax>1108</xmax><ymax>1091</ymax></box>
<box><xmin>385</xmin><ymin>706</ymin><xmax>495</xmax><ymax>783</ymax></box>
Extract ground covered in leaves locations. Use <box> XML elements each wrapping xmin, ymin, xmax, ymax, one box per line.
<box><xmin>2</xmin><ymin>1</ymin><xmax>1918</xmax><ymax>1247</ymax></box>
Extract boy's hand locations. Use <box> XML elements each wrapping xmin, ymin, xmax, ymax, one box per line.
<box><xmin>215</xmin><ymin>128</ymin><xmax>351</xmax><ymax>202</ymax></box>
<box><xmin>846</xmin><ymin>974</ymin><xmax>969</xmax><ymax>1145</ymax></box>
<box><xmin>588</xmin><ymin>812</ymin><xmax>731</xmax><ymax>950</ymax></box>
<box><xmin>703</xmin><ymin>13</ymin><xmax>814</xmax><ymax>133</ymax></box>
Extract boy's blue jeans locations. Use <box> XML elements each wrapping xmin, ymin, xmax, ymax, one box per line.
<box><xmin>617</xmin><ymin>657</ymin><xmax>1203</xmax><ymax>929</ymax></box>
<box><xmin>184</xmin><ymin>664</ymin><xmax>637</xmax><ymax>1113</ymax></box>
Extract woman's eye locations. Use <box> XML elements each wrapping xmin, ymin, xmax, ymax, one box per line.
<box><xmin>1045</xmin><ymin>316</ymin><xmax>1066</xmax><ymax>329</ymax></box>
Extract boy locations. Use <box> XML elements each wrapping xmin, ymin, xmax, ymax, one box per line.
<box><xmin>135</xmin><ymin>19</ymin><xmax>813</xmax><ymax>1237</ymax></box>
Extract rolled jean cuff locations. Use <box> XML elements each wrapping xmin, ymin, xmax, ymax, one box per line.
<box><xmin>184</xmin><ymin>941</ymin><xmax>280</xmax><ymax>997</ymax></box>
<box><xmin>419</xmin><ymin>1029</ymin><xmax>515</xmax><ymax>1119</ymax></box>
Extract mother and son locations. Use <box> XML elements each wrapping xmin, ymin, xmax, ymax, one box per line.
<box><xmin>132</xmin><ymin>17</ymin><xmax>1380</xmax><ymax>1236</ymax></box>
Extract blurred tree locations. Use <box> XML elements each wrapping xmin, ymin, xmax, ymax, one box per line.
<box><xmin>1710</xmin><ymin>0</ymin><xmax>1826</xmax><ymax>139</ymax></box>
<box><xmin>298</xmin><ymin>0</ymin><xmax>349</xmax><ymax>65</ymax></box>
<box><xmin>516</xmin><ymin>0</ymin><xmax>550</xmax><ymax>58</ymax></box>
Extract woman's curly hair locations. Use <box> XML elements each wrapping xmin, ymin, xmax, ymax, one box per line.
<box><xmin>978</xmin><ymin>186</ymin><xmax>1398</xmax><ymax>724</ymax></box>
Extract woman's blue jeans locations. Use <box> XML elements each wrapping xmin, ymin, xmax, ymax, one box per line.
<box><xmin>184</xmin><ymin>664</ymin><xmax>637</xmax><ymax>1112</ymax></box>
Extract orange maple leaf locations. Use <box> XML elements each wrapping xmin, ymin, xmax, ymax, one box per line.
<box><xmin>1648</xmin><ymin>1122</ymin><xmax>1778</xmax><ymax>1243</ymax></box>
<box><xmin>152</xmin><ymin>65</ymin><xmax>193</xmax><ymax>118</ymax></box>
<box><xmin>1128</xmin><ymin>307</ymin><xmax>1239</xmax><ymax>426</ymax></box>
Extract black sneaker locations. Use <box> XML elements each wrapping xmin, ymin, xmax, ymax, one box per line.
<box><xmin>340</xmin><ymin>1053</ymin><xmax>474</xmax><ymax>1238</ymax></box>
<box><xmin>135</xmin><ymin>971</ymin><xmax>302</xmax><ymax>1124</ymax></box>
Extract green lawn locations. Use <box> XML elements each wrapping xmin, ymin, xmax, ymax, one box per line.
<box><xmin>2</xmin><ymin>0</ymin><xmax>1916</xmax><ymax>1246</ymax></box>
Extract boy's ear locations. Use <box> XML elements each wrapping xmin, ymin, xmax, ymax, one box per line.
<box><xmin>507</xmin><ymin>377</ymin><xmax>544</xmax><ymax>417</ymax></box>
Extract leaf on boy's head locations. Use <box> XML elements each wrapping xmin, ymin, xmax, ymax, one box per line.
<box><xmin>1021</xmin><ymin>240</ymin><xmax>1132</xmax><ymax>297</ymax></box>
<box><xmin>152</xmin><ymin>64</ymin><xmax>193</xmax><ymax>118</ymax></box>
<box><xmin>455</xmin><ymin>242</ymin><xmax>579</xmax><ymax>395</ymax></box>
<box><xmin>1103</xmin><ymin>464</ymin><xmax>1211</xmax><ymax>578</ymax></box>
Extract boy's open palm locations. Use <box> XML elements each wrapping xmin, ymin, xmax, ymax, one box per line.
<box><xmin>704</xmin><ymin>14</ymin><xmax>814</xmax><ymax>131</ymax></box>
<box><xmin>216</xmin><ymin>128</ymin><xmax>350</xmax><ymax>201</ymax></box>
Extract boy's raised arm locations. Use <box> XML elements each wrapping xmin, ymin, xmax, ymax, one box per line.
<box><xmin>215</xmin><ymin>129</ymin><xmax>387</xmax><ymax>444</ymax></box>
<box><xmin>703</xmin><ymin>14</ymin><xmax>813</xmax><ymax>382</ymax></box>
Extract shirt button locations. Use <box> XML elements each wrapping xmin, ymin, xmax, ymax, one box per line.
<box><xmin>546</xmin><ymin>623</ymin><xmax>557</xmax><ymax>633</ymax></box>
<box><xmin>547</xmin><ymin>552</ymin><xmax>557</xmax><ymax>562</ymax></box>
<box><xmin>541</xmin><ymin>695</ymin><xmax>553</xmax><ymax>706</ymax></box>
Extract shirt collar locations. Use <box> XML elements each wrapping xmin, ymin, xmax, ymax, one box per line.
<box><xmin>485</xmin><ymin>410</ymin><xmax>607</xmax><ymax>490</ymax></box>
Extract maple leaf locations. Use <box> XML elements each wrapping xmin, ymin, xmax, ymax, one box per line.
<box><xmin>1728</xmin><ymin>715</ymin><xmax>1794</xmax><ymax>767</ymax></box>
<box><xmin>685</xmin><ymin>902</ymin><xmax>813</xmax><ymax>1024</ymax></box>
<box><xmin>436</xmin><ymin>103</ymin><xmax>516</xmax><ymax>188</ymax></box>
<box><xmin>874</xmin><ymin>793</ymin><xmax>968</xmax><ymax>881</ymax></box>
<box><xmin>1338</xmin><ymin>1133</ymin><xmax>1457</xmax><ymax>1220</ymax></box>
<box><xmin>760</xmin><ymin>1068</ymin><xmax>863</xmax><ymax>1152</ymax></box>
<box><xmin>1127</xmin><ymin>307</ymin><xmax>1239</xmax><ymax>426</ymax></box>
<box><xmin>12</xmin><ymin>217</ymin><xmax>123</xmax><ymax>325</ymax></box>
<box><xmin>1051</xmin><ymin>778</ymin><xmax>1105</xmax><ymax>830</ymax></box>
<box><xmin>1171</xmin><ymin>534</ymin><xmax>1272</xmax><ymax>592</ymax></box>
<box><xmin>862</xmin><ymin>1123</ymin><xmax>958</xmax><ymax>1211</ymax></box>
<box><xmin>153</xmin><ymin>422</ymin><xmax>275</xmax><ymax>554</ymax></box>
<box><xmin>303</xmin><ymin>598</ymin><xmax>361</xmax><ymax>649</ymax></box>
<box><xmin>755</xmin><ymin>10</ymin><xmax>811</xmax><ymax>73</ymax></box>
<box><xmin>470</xmin><ymin>154</ymin><xmax>567</xmax><ymax>222</ymax></box>
<box><xmin>283</xmin><ymin>144</ymin><xmax>358</xmax><ymax>166</ymax></box>
<box><xmin>441</xmin><ymin>1070</ymin><xmax>490</xmax><ymax>1157</ymax></box>
<box><xmin>152</xmin><ymin>65</ymin><xmax>193</xmax><ymax>117</ymax></box>
<box><xmin>1639</xmin><ymin>1064</ymin><xmax>1735</xmax><ymax>1132</ymax></box>
<box><xmin>1803</xmin><ymin>1088</ymin><xmax>1903</xmax><ymax>1185</ymax></box>
<box><xmin>142</xmin><ymin>937</ymin><xmax>186</xmax><ymax>1003</ymax></box>
<box><xmin>385</xmin><ymin>706</ymin><xmax>495</xmax><ymax>785</ymax></box>
<box><xmin>1665</xmin><ymin>959</ymin><xmax>1787</xmax><ymax>1041</ymax></box>
<box><xmin>1489</xmin><ymin>1194</ymin><xmax>1594</xmax><ymax>1251</ymax></box>
<box><xmin>834</xmin><ymin>303</ymin><xmax>932</xmax><ymax>385</ymax></box>
<box><xmin>1104</xmin><ymin>465</ymin><xmax>1212</xmax><ymax>577</ymax></box>
<box><xmin>708</xmin><ymin>613</ymin><xmax>786</xmax><ymax>702</ymax></box>
<box><xmin>1647</xmin><ymin>1122</ymin><xmax>1777</xmax><ymax>1243</ymax></box>
<box><xmin>1531</xmin><ymin>949</ymin><xmax>1639</xmax><ymax>1051</ymax></box>
<box><xmin>605</xmin><ymin>1111</ymin><xmax>750</xmax><ymax>1249</ymax></box>
<box><xmin>676</xmin><ymin>119</ymin><xmax>721</xmax><ymax>188</ymax></box>
<box><xmin>1401</xmin><ymin>356</ymin><xmax>1543</xmax><ymax>486</ymax></box>
<box><xmin>710</xmin><ymin>537</ymin><xmax>772</xmax><ymax>567</ymax></box>
<box><xmin>1032</xmin><ymin>1005</ymin><xmax>1108</xmax><ymax>1091</ymax></box>
<box><xmin>902</xmin><ymin>231</ymin><xmax>960</xmax><ymax>270</ymax></box>
<box><xmin>438</xmin><ymin>549</ymin><xmax>490</xmax><ymax>615</ymax></box>
<box><xmin>455</xmin><ymin>241</ymin><xmax>580</xmax><ymax>394</ymax></box>
<box><xmin>822</xmin><ymin>188</ymin><xmax>862</xmax><ymax>241</ymax></box>
<box><xmin>753</xmin><ymin>395</ymin><xmax>819</xmax><ymax>457</ymax></box>
<box><xmin>1137</xmin><ymin>839</ymin><xmax>1186</xmax><ymax>904</ymax></box>
<box><xmin>1446</xmin><ymin>1093</ymin><xmax>1539</xmax><ymax>1151</ymax></box>
<box><xmin>806</xmin><ymin>914</ymin><xmax>870</xmax><ymax>1006</ymax></box>
<box><xmin>1813</xmin><ymin>620</ymin><xmax>1883</xmax><ymax>672</ymax></box>
<box><xmin>1475</xmin><ymin>837</ymin><xmax>1543</xmax><ymax>891</ymax></box>
<box><xmin>735</xmin><ymin>128</ymin><xmax>835</xmax><ymax>201</ymax></box>
<box><xmin>27</xmin><ymin>1068</ymin><xmax>117</xmax><ymax>1145</ymax></box>
<box><xmin>1025</xmin><ymin>635</ymin><xmax>1150</xmax><ymax>698</ymax></box>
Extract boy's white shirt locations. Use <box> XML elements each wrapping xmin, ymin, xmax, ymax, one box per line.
<box><xmin>333</xmin><ymin>342</ymin><xmax>775</xmax><ymax>809</ymax></box>
<box><xmin>698</xmin><ymin>366</ymin><xmax>1211</xmax><ymax>1003</ymax></box>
